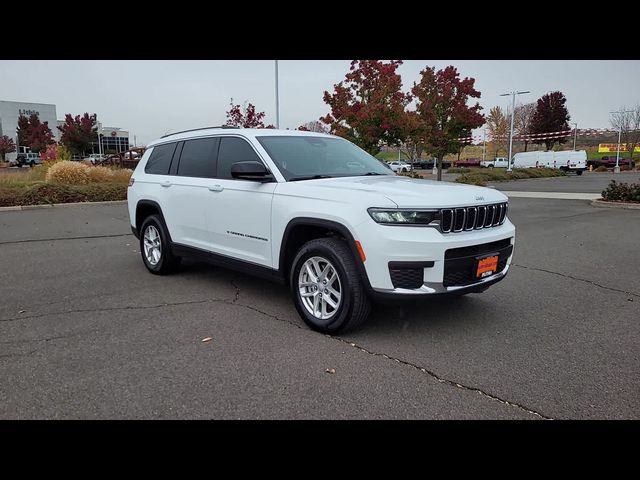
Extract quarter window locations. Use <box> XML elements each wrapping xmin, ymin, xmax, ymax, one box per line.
<box><xmin>145</xmin><ymin>143</ymin><xmax>176</xmax><ymax>175</ymax></box>
<box><xmin>177</xmin><ymin>137</ymin><xmax>219</xmax><ymax>178</ymax></box>
<box><xmin>217</xmin><ymin>137</ymin><xmax>262</xmax><ymax>179</ymax></box>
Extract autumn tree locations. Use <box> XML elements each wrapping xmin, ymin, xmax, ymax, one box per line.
<box><xmin>225</xmin><ymin>99</ymin><xmax>274</xmax><ymax>128</ymax></box>
<box><xmin>412</xmin><ymin>65</ymin><xmax>485</xmax><ymax>180</ymax></box>
<box><xmin>58</xmin><ymin>113</ymin><xmax>98</xmax><ymax>156</ymax></box>
<box><xmin>297</xmin><ymin>120</ymin><xmax>328</xmax><ymax>133</ymax></box>
<box><xmin>610</xmin><ymin>104</ymin><xmax>640</xmax><ymax>163</ymax></box>
<box><xmin>321</xmin><ymin>60</ymin><xmax>411</xmax><ymax>155</ymax></box>
<box><xmin>398</xmin><ymin>110</ymin><xmax>426</xmax><ymax>163</ymax></box>
<box><xmin>514</xmin><ymin>102</ymin><xmax>536</xmax><ymax>151</ymax></box>
<box><xmin>531</xmin><ymin>91</ymin><xmax>571</xmax><ymax>151</ymax></box>
<box><xmin>0</xmin><ymin>135</ymin><xmax>16</xmax><ymax>161</ymax></box>
<box><xmin>15</xmin><ymin>114</ymin><xmax>54</xmax><ymax>153</ymax></box>
<box><xmin>486</xmin><ymin>106</ymin><xmax>509</xmax><ymax>157</ymax></box>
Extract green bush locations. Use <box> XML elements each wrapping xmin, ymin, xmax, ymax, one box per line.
<box><xmin>601</xmin><ymin>180</ymin><xmax>640</xmax><ymax>203</ymax></box>
<box><xmin>0</xmin><ymin>182</ymin><xmax>127</xmax><ymax>207</ymax></box>
<box><xmin>455</xmin><ymin>168</ymin><xmax>565</xmax><ymax>186</ymax></box>
<box><xmin>455</xmin><ymin>173</ymin><xmax>488</xmax><ymax>186</ymax></box>
<box><xmin>595</xmin><ymin>166</ymin><xmax>608</xmax><ymax>172</ymax></box>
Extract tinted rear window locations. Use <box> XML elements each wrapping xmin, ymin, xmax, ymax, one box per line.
<box><xmin>177</xmin><ymin>138</ymin><xmax>219</xmax><ymax>178</ymax></box>
<box><xmin>145</xmin><ymin>143</ymin><xmax>176</xmax><ymax>175</ymax></box>
<box><xmin>217</xmin><ymin>137</ymin><xmax>262</xmax><ymax>179</ymax></box>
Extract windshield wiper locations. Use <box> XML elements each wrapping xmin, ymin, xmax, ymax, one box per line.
<box><xmin>289</xmin><ymin>174</ymin><xmax>334</xmax><ymax>182</ymax></box>
<box><xmin>359</xmin><ymin>172</ymin><xmax>385</xmax><ymax>176</ymax></box>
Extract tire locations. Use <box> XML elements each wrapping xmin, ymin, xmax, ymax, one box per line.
<box><xmin>139</xmin><ymin>214</ymin><xmax>181</xmax><ymax>275</ymax></box>
<box><xmin>576</xmin><ymin>170</ymin><xmax>583</xmax><ymax>176</ymax></box>
<box><xmin>402</xmin><ymin>168</ymin><xmax>407</xmax><ymax>172</ymax></box>
<box><xmin>488</xmin><ymin>164</ymin><xmax>494</xmax><ymax>168</ymax></box>
<box><xmin>290</xmin><ymin>237</ymin><xmax>370</xmax><ymax>334</ymax></box>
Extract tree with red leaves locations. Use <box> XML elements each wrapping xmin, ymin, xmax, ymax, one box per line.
<box><xmin>58</xmin><ymin>113</ymin><xmax>98</xmax><ymax>155</ymax></box>
<box><xmin>321</xmin><ymin>60</ymin><xmax>411</xmax><ymax>155</ymax></box>
<box><xmin>412</xmin><ymin>65</ymin><xmax>485</xmax><ymax>180</ymax></box>
<box><xmin>225</xmin><ymin>100</ymin><xmax>274</xmax><ymax>128</ymax></box>
<box><xmin>0</xmin><ymin>135</ymin><xmax>16</xmax><ymax>161</ymax></box>
<box><xmin>531</xmin><ymin>91</ymin><xmax>571</xmax><ymax>151</ymax></box>
<box><xmin>297</xmin><ymin>120</ymin><xmax>328</xmax><ymax>133</ymax></box>
<box><xmin>15</xmin><ymin>114</ymin><xmax>55</xmax><ymax>153</ymax></box>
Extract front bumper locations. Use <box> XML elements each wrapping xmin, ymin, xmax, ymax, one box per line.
<box><xmin>355</xmin><ymin>217</ymin><xmax>516</xmax><ymax>295</ymax></box>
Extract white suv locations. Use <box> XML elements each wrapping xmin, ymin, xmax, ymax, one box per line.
<box><xmin>128</xmin><ymin>127</ymin><xmax>515</xmax><ymax>333</ymax></box>
<box><xmin>387</xmin><ymin>161</ymin><xmax>412</xmax><ymax>173</ymax></box>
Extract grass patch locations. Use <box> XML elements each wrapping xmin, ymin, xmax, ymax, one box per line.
<box><xmin>455</xmin><ymin>168</ymin><xmax>566</xmax><ymax>187</ymax></box>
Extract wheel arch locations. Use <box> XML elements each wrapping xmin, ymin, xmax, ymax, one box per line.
<box><xmin>279</xmin><ymin>217</ymin><xmax>371</xmax><ymax>289</ymax></box>
<box><xmin>135</xmin><ymin>200</ymin><xmax>174</xmax><ymax>243</ymax></box>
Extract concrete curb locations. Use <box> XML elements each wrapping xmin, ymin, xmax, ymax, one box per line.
<box><xmin>591</xmin><ymin>199</ymin><xmax>640</xmax><ymax>210</ymax></box>
<box><xmin>0</xmin><ymin>200</ymin><xmax>127</xmax><ymax>212</ymax></box>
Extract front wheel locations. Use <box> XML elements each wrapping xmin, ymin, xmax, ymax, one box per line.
<box><xmin>402</xmin><ymin>168</ymin><xmax>407</xmax><ymax>172</ymax></box>
<box><xmin>488</xmin><ymin>164</ymin><xmax>494</xmax><ymax>168</ymax></box>
<box><xmin>576</xmin><ymin>170</ymin><xmax>583</xmax><ymax>176</ymax></box>
<box><xmin>290</xmin><ymin>237</ymin><xmax>370</xmax><ymax>333</ymax></box>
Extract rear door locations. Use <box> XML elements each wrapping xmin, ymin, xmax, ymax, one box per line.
<box><xmin>161</xmin><ymin>137</ymin><xmax>219</xmax><ymax>250</ymax></box>
<box><xmin>207</xmin><ymin>136</ymin><xmax>276</xmax><ymax>267</ymax></box>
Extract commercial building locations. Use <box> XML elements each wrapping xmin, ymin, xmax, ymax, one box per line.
<box><xmin>1</xmin><ymin>99</ymin><xmax>130</xmax><ymax>161</ymax></box>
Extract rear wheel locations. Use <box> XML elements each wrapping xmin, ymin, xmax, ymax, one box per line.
<box><xmin>402</xmin><ymin>168</ymin><xmax>407</xmax><ymax>172</ymax></box>
<box><xmin>290</xmin><ymin>237</ymin><xmax>370</xmax><ymax>333</ymax></box>
<box><xmin>139</xmin><ymin>214</ymin><xmax>181</xmax><ymax>275</ymax></box>
<box><xmin>576</xmin><ymin>170</ymin><xmax>583</xmax><ymax>176</ymax></box>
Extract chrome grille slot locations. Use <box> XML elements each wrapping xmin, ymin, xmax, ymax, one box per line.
<box><xmin>438</xmin><ymin>202</ymin><xmax>508</xmax><ymax>234</ymax></box>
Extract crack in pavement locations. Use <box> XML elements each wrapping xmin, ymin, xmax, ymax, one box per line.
<box><xmin>0</xmin><ymin>349</ymin><xmax>41</xmax><ymax>359</ymax></box>
<box><xmin>0</xmin><ymin>298</ymin><xmax>231</xmax><ymax>323</ymax></box>
<box><xmin>0</xmin><ymin>233</ymin><xmax>134</xmax><ymax>246</ymax></box>
<box><xmin>513</xmin><ymin>264</ymin><xmax>640</xmax><ymax>298</ymax></box>
<box><xmin>0</xmin><ymin>332</ymin><xmax>85</xmax><ymax>345</ymax></box>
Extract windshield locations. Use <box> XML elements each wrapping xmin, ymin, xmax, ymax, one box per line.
<box><xmin>256</xmin><ymin>135</ymin><xmax>394</xmax><ymax>181</ymax></box>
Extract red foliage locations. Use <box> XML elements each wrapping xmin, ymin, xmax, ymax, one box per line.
<box><xmin>531</xmin><ymin>91</ymin><xmax>571</xmax><ymax>151</ymax></box>
<box><xmin>321</xmin><ymin>60</ymin><xmax>411</xmax><ymax>155</ymax></box>
<box><xmin>57</xmin><ymin>113</ymin><xmax>98</xmax><ymax>155</ymax></box>
<box><xmin>40</xmin><ymin>143</ymin><xmax>59</xmax><ymax>162</ymax></box>
<box><xmin>0</xmin><ymin>135</ymin><xmax>16</xmax><ymax>161</ymax></box>
<box><xmin>411</xmin><ymin>65</ymin><xmax>485</xmax><ymax>163</ymax></box>
<box><xmin>15</xmin><ymin>114</ymin><xmax>54</xmax><ymax>153</ymax></box>
<box><xmin>225</xmin><ymin>100</ymin><xmax>271</xmax><ymax>128</ymax></box>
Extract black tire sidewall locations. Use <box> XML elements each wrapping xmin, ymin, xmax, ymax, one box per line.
<box><xmin>139</xmin><ymin>215</ymin><xmax>170</xmax><ymax>274</ymax></box>
<box><xmin>290</xmin><ymin>241</ymin><xmax>355</xmax><ymax>333</ymax></box>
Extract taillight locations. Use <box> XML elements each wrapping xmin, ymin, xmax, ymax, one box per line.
<box><xmin>128</xmin><ymin>177</ymin><xmax>135</xmax><ymax>187</ymax></box>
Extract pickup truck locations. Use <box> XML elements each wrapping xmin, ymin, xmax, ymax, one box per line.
<box><xmin>413</xmin><ymin>159</ymin><xmax>452</xmax><ymax>169</ymax></box>
<box><xmin>455</xmin><ymin>158</ymin><xmax>481</xmax><ymax>168</ymax></box>
<box><xmin>480</xmin><ymin>157</ymin><xmax>509</xmax><ymax>168</ymax></box>
<box><xmin>587</xmin><ymin>156</ymin><xmax>636</xmax><ymax>169</ymax></box>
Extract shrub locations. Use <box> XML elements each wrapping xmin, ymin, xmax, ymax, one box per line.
<box><xmin>447</xmin><ymin>167</ymin><xmax>471</xmax><ymax>174</ymax></box>
<box><xmin>87</xmin><ymin>166</ymin><xmax>114</xmax><ymax>183</ymax></box>
<box><xmin>108</xmin><ymin>168</ymin><xmax>134</xmax><ymax>184</ymax></box>
<box><xmin>40</xmin><ymin>144</ymin><xmax>72</xmax><ymax>162</ymax></box>
<box><xmin>1</xmin><ymin>182</ymin><xmax>128</xmax><ymax>206</ymax></box>
<box><xmin>455</xmin><ymin>167</ymin><xmax>565</xmax><ymax>186</ymax></box>
<box><xmin>46</xmin><ymin>161</ymin><xmax>90</xmax><ymax>185</ymax></box>
<box><xmin>595</xmin><ymin>166</ymin><xmax>608</xmax><ymax>172</ymax></box>
<box><xmin>456</xmin><ymin>173</ymin><xmax>487</xmax><ymax>186</ymax></box>
<box><xmin>601</xmin><ymin>180</ymin><xmax>640</xmax><ymax>203</ymax></box>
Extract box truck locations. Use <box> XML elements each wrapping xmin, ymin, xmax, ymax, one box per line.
<box><xmin>511</xmin><ymin>150</ymin><xmax>587</xmax><ymax>175</ymax></box>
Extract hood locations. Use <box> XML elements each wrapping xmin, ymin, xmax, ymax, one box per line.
<box><xmin>285</xmin><ymin>175</ymin><xmax>508</xmax><ymax>208</ymax></box>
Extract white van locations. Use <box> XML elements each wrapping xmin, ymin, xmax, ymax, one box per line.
<box><xmin>512</xmin><ymin>150</ymin><xmax>587</xmax><ymax>175</ymax></box>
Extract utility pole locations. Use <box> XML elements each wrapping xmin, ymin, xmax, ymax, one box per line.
<box><xmin>482</xmin><ymin>128</ymin><xmax>486</xmax><ymax>162</ymax></box>
<box><xmin>572</xmin><ymin>123</ymin><xmax>578</xmax><ymax>150</ymax></box>
<box><xmin>275</xmin><ymin>60</ymin><xmax>280</xmax><ymax>129</ymax></box>
<box><xmin>610</xmin><ymin>109</ymin><xmax>633</xmax><ymax>173</ymax></box>
<box><xmin>500</xmin><ymin>90</ymin><xmax>530</xmax><ymax>172</ymax></box>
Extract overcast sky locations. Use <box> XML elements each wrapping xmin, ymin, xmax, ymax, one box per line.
<box><xmin>1</xmin><ymin>60</ymin><xmax>638</xmax><ymax>145</ymax></box>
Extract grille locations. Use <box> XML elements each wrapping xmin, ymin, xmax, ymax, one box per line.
<box><xmin>443</xmin><ymin>241</ymin><xmax>513</xmax><ymax>287</ymax></box>
<box><xmin>439</xmin><ymin>202</ymin><xmax>508</xmax><ymax>233</ymax></box>
<box><xmin>389</xmin><ymin>267</ymin><xmax>424</xmax><ymax>289</ymax></box>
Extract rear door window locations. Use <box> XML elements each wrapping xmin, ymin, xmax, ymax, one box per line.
<box><xmin>176</xmin><ymin>137</ymin><xmax>219</xmax><ymax>178</ymax></box>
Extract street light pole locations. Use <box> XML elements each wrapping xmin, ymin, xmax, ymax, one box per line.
<box><xmin>500</xmin><ymin>90</ymin><xmax>530</xmax><ymax>172</ymax></box>
<box><xmin>572</xmin><ymin>122</ymin><xmax>578</xmax><ymax>151</ymax></box>
<box><xmin>610</xmin><ymin>109</ymin><xmax>633</xmax><ymax>173</ymax></box>
<box><xmin>482</xmin><ymin>128</ymin><xmax>486</xmax><ymax>162</ymax></box>
<box><xmin>275</xmin><ymin>60</ymin><xmax>280</xmax><ymax>129</ymax></box>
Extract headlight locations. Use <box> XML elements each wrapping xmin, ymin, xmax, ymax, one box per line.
<box><xmin>368</xmin><ymin>208</ymin><xmax>439</xmax><ymax>225</ymax></box>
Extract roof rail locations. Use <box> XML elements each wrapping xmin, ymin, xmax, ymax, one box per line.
<box><xmin>160</xmin><ymin>125</ymin><xmax>239</xmax><ymax>138</ymax></box>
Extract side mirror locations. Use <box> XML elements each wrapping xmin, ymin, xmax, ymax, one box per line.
<box><xmin>230</xmin><ymin>161</ymin><xmax>274</xmax><ymax>182</ymax></box>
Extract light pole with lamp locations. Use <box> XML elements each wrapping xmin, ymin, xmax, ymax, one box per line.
<box><xmin>482</xmin><ymin>128</ymin><xmax>486</xmax><ymax>162</ymax></box>
<box><xmin>275</xmin><ymin>60</ymin><xmax>280</xmax><ymax>129</ymax></box>
<box><xmin>500</xmin><ymin>90</ymin><xmax>530</xmax><ymax>172</ymax></box>
<box><xmin>610</xmin><ymin>109</ymin><xmax>633</xmax><ymax>173</ymax></box>
<box><xmin>572</xmin><ymin>122</ymin><xmax>578</xmax><ymax>150</ymax></box>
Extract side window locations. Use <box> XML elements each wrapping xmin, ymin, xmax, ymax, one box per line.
<box><xmin>144</xmin><ymin>143</ymin><xmax>176</xmax><ymax>175</ymax></box>
<box><xmin>217</xmin><ymin>137</ymin><xmax>262</xmax><ymax>179</ymax></box>
<box><xmin>176</xmin><ymin>137</ymin><xmax>219</xmax><ymax>178</ymax></box>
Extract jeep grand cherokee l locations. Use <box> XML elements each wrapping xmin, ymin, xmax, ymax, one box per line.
<box><xmin>128</xmin><ymin>127</ymin><xmax>515</xmax><ymax>333</ymax></box>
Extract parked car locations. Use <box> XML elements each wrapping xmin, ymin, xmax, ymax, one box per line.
<box><xmin>12</xmin><ymin>152</ymin><xmax>42</xmax><ymax>168</ymax></box>
<box><xmin>455</xmin><ymin>158</ymin><xmax>482</xmax><ymax>168</ymax></box>
<box><xmin>413</xmin><ymin>159</ymin><xmax>452</xmax><ymax>169</ymax></box>
<box><xmin>85</xmin><ymin>154</ymin><xmax>106</xmax><ymax>164</ymax></box>
<box><xmin>128</xmin><ymin>127</ymin><xmax>515</xmax><ymax>333</ymax></box>
<box><xmin>512</xmin><ymin>150</ymin><xmax>587</xmax><ymax>175</ymax></box>
<box><xmin>387</xmin><ymin>161</ymin><xmax>413</xmax><ymax>173</ymax></box>
<box><xmin>587</xmin><ymin>156</ymin><xmax>635</xmax><ymax>169</ymax></box>
<box><xmin>480</xmin><ymin>157</ymin><xmax>509</xmax><ymax>168</ymax></box>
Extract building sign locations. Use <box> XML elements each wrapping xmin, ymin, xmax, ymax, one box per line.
<box><xmin>598</xmin><ymin>143</ymin><xmax>640</xmax><ymax>153</ymax></box>
<box><xmin>18</xmin><ymin>109</ymin><xmax>40</xmax><ymax>116</ymax></box>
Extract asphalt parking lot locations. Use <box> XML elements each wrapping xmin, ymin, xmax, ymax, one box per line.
<box><xmin>1</xmin><ymin>185</ymin><xmax>638</xmax><ymax>419</ymax></box>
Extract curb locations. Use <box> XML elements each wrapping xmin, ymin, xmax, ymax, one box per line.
<box><xmin>591</xmin><ymin>199</ymin><xmax>640</xmax><ymax>210</ymax></box>
<box><xmin>0</xmin><ymin>200</ymin><xmax>127</xmax><ymax>212</ymax></box>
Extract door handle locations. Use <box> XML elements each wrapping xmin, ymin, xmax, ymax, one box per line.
<box><xmin>208</xmin><ymin>185</ymin><xmax>224</xmax><ymax>192</ymax></box>
<box><xmin>161</xmin><ymin>181</ymin><xmax>172</xmax><ymax>188</ymax></box>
